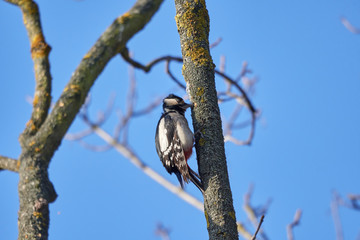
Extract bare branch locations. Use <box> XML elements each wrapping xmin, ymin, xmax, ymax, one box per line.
<box><xmin>121</xmin><ymin>63</ymin><xmax>137</xmax><ymax>144</ymax></box>
<box><xmin>244</xmin><ymin>185</ymin><xmax>258</xmax><ymax>228</ymax></box>
<box><xmin>286</xmin><ymin>209</ymin><xmax>302</xmax><ymax>240</ymax></box>
<box><xmin>77</xmin><ymin>138</ymin><xmax>113</xmax><ymax>152</ymax></box>
<box><xmin>120</xmin><ymin>50</ymin><xmax>186</xmax><ymax>89</ymax></box>
<box><xmin>215</xmin><ymin>70</ymin><xmax>256</xmax><ymax>113</ymax></box>
<box><xmin>243</xmin><ymin>184</ymin><xmax>270</xmax><ymax>240</ymax></box>
<box><xmin>224</xmin><ymin>117</ymin><xmax>256</xmax><ymax>146</ymax></box>
<box><xmin>0</xmin><ymin>155</ymin><xmax>19</xmax><ymax>173</ymax></box>
<box><xmin>341</xmin><ymin>17</ymin><xmax>360</xmax><ymax>34</ymax></box>
<box><xmin>347</xmin><ymin>194</ymin><xmax>360</xmax><ymax>210</ymax></box>
<box><xmin>235</xmin><ymin>61</ymin><xmax>252</xmax><ymax>82</ymax></box>
<box><xmin>65</xmin><ymin>128</ymin><xmax>93</xmax><ymax>141</ymax></box>
<box><xmin>331</xmin><ymin>191</ymin><xmax>344</xmax><ymax>240</ymax></box>
<box><xmin>155</xmin><ymin>223</ymin><xmax>171</xmax><ymax>240</ymax></box>
<box><xmin>5</xmin><ymin>0</ymin><xmax>52</xmax><ymax>140</ymax></box>
<box><xmin>165</xmin><ymin>59</ymin><xmax>186</xmax><ymax>89</ymax></box>
<box><xmin>132</xmin><ymin>97</ymin><xmax>162</xmax><ymax>117</ymax></box>
<box><xmin>95</xmin><ymin>93</ymin><xmax>117</xmax><ymax>126</ymax></box>
<box><xmin>65</xmin><ymin>93</ymin><xmax>115</xmax><ymax>143</ymax></box>
<box><xmin>224</xmin><ymin>104</ymin><xmax>243</xmax><ymax>135</ymax></box>
<box><xmin>209</xmin><ymin>37</ymin><xmax>223</xmax><ymax>49</ymax></box>
<box><xmin>251</xmin><ymin>215</ymin><xmax>265</xmax><ymax>240</ymax></box>
<box><xmin>237</xmin><ymin>222</ymin><xmax>253</xmax><ymax>240</ymax></box>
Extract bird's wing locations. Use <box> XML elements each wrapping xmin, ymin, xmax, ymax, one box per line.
<box><xmin>172</xmin><ymin>130</ymin><xmax>190</xmax><ymax>183</ymax></box>
<box><xmin>156</xmin><ymin>114</ymin><xmax>176</xmax><ymax>173</ymax></box>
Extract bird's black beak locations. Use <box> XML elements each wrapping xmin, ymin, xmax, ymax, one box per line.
<box><xmin>182</xmin><ymin>102</ymin><xmax>193</xmax><ymax>110</ymax></box>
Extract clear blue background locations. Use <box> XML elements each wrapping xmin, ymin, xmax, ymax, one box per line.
<box><xmin>1</xmin><ymin>0</ymin><xmax>359</xmax><ymax>239</ymax></box>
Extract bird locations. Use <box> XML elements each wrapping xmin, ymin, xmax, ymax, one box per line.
<box><xmin>155</xmin><ymin>94</ymin><xmax>204</xmax><ymax>193</ymax></box>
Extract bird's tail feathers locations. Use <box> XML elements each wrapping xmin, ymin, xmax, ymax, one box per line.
<box><xmin>189</xmin><ymin>168</ymin><xmax>204</xmax><ymax>194</ymax></box>
<box><xmin>175</xmin><ymin>171</ymin><xmax>184</xmax><ymax>189</ymax></box>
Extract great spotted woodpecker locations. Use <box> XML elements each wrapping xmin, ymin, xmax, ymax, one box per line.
<box><xmin>155</xmin><ymin>94</ymin><xmax>204</xmax><ymax>193</ymax></box>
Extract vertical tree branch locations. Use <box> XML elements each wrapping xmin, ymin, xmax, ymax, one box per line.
<box><xmin>287</xmin><ymin>209</ymin><xmax>302</xmax><ymax>240</ymax></box>
<box><xmin>331</xmin><ymin>191</ymin><xmax>344</xmax><ymax>240</ymax></box>
<box><xmin>5</xmin><ymin>0</ymin><xmax>52</xmax><ymax>141</ymax></box>
<box><xmin>174</xmin><ymin>0</ymin><xmax>238</xmax><ymax>239</ymax></box>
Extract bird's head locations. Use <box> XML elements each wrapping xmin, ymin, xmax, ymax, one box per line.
<box><xmin>163</xmin><ymin>94</ymin><xmax>193</xmax><ymax>114</ymax></box>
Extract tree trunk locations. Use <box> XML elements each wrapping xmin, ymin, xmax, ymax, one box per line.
<box><xmin>174</xmin><ymin>0</ymin><xmax>239</xmax><ymax>239</ymax></box>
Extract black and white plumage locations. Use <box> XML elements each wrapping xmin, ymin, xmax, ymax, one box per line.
<box><xmin>155</xmin><ymin>94</ymin><xmax>204</xmax><ymax>193</ymax></box>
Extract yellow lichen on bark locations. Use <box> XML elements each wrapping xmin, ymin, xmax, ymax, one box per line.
<box><xmin>63</xmin><ymin>84</ymin><xmax>81</xmax><ymax>94</ymax></box>
<box><xmin>205</xmin><ymin>210</ymin><xmax>210</xmax><ymax>228</ymax></box>
<box><xmin>175</xmin><ymin>0</ymin><xmax>213</xmax><ymax>69</ymax></box>
<box><xmin>83</xmin><ymin>52</ymin><xmax>91</xmax><ymax>59</ymax></box>
<box><xmin>199</xmin><ymin>137</ymin><xmax>206</xmax><ymax>146</ymax></box>
<box><xmin>16</xmin><ymin>160</ymin><xmax>21</xmax><ymax>170</ymax></box>
<box><xmin>228</xmin><ymin>211</ymin><xmax>236</xmax><ymax>220</ymax></box>
<box><xmin>30</xmin><ymin>33</ymin><xmax>51</xmax><ymax>59</ymax></box>
<box><xmin>196</xmin><ymin>87</ymin><xmax>204</xmax><ymax>96</ymax></box>
<box><xmin>116</xmin><ymin>12</ymin><xmax>131</xmax><ymax>24</ymax></box>
<box><xmin>33</xmin><ymin>211</ymin><xmax>42</xmax><ymax>219</ymax></box>
<box><xmin>33</xmin><ymin>94</ymin><xmax>39</xmax><ymax>106</ymax></box>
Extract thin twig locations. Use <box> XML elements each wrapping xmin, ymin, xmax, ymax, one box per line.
<box><xmin>165</xmin><ymin>59</ymin><xmax>186</xmax><ymax>89</ymax></box>
<box><xmin>331</xmin><ymin>191</ymin><xmax>344</xmax><ymax>240</ymax></box>
<box><xmin>243</xmin><ymin>184</ymin><xmax>270</xmax><ymax>240</ymax></box>
<box><xmin>155</xmin><ymin>223</ymin><xmax>171</xmax><ymax>240</ymax></box>
<box><xmin>214</xmin><ymin>70</ymin><xmax>256</xmax><ymax>113</ymax></box>
<box><xmin>65</xmin><ymin>128</ymin><xmax>93</xmax><ymax>141</ymax></box>
<box><xmin>120</xmin><ymin>49</ymin><xmax>186</xmax><ymax>89</ymax></box>
<box><xmin>224</xmin><ymin>104</ymin><xmax>243</xmax><ymax>136</ymax></box>
<box><xmin>209</xmin><ymin>37</ymin><xmax>222</xmax><ymax>49</ymax></box>
<box><xmin>286</xmin><ymin>209</ymin><xmax>302</xmax><ymax>240</ymax></box>
<box><xmin>6</xmin><ymin>0</ymin><xmax>52</xmax><ymax>139</ymax></box>
<box><xmin>251</xmin><ymin>215</ymin><xmax>265</xmax><ymax>240</ymax></box>
<box><xmin>237</xmin><ymin>222</ymin><xmax>253</xmax><ymax>240</ymax></box>
<box><xmin>122</xmin><ymin>62</ymin><xmax>137</xmax><ymax>144</ymax></box>
<box><xmin>132</xmin><ymin>97</ymin><xmax>162</xmax><ymax>117</ymax></box>
<box><xmin>348</xmin><ymin>194</ymin><xmax>360</xmax><ymax>210</ymax></box>
<box><xmin>77</xmin><ymin>139</ymin><xmax>113</xmax><ymax>152</ymax></box>
<box><xmin>64</xmin><ymin>94</ymin><xmax>115</xmax><ymax>142</ymax></box>
<box><xmin>341</xmin><ymin>17</ymin><xmax>360</xmax><ymax>34</ymax></box>
<box><xmin>224</xmin><ymin>114</ymin><xmax>256</xmax><ymax>146</ymax></box>
<box><xmin>235</xmin><ymin>61</ymin><xmax>252</xmax><ymax>82</ymax></box>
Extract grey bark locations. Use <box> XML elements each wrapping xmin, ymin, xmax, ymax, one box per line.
<box><xmin>174</xmin><ymin>0</ymin><xmax>239</xmax><ymax>239</ymax></box>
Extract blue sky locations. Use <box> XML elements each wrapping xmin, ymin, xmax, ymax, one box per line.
<box><xmin>1</xmin><ymin>0</ymin><xmax>359</xmax><ymax>239</ymax></box>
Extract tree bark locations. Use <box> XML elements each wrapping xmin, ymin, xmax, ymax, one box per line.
<box><xmin>174</xmin><ymin>0</ymin><xmax>239</xmax><ymax>239</ymax></box>
<box><xmin>4</xmin><ymin>0</ymin><xmax>164</xmax><ymax>239</ymax></box>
